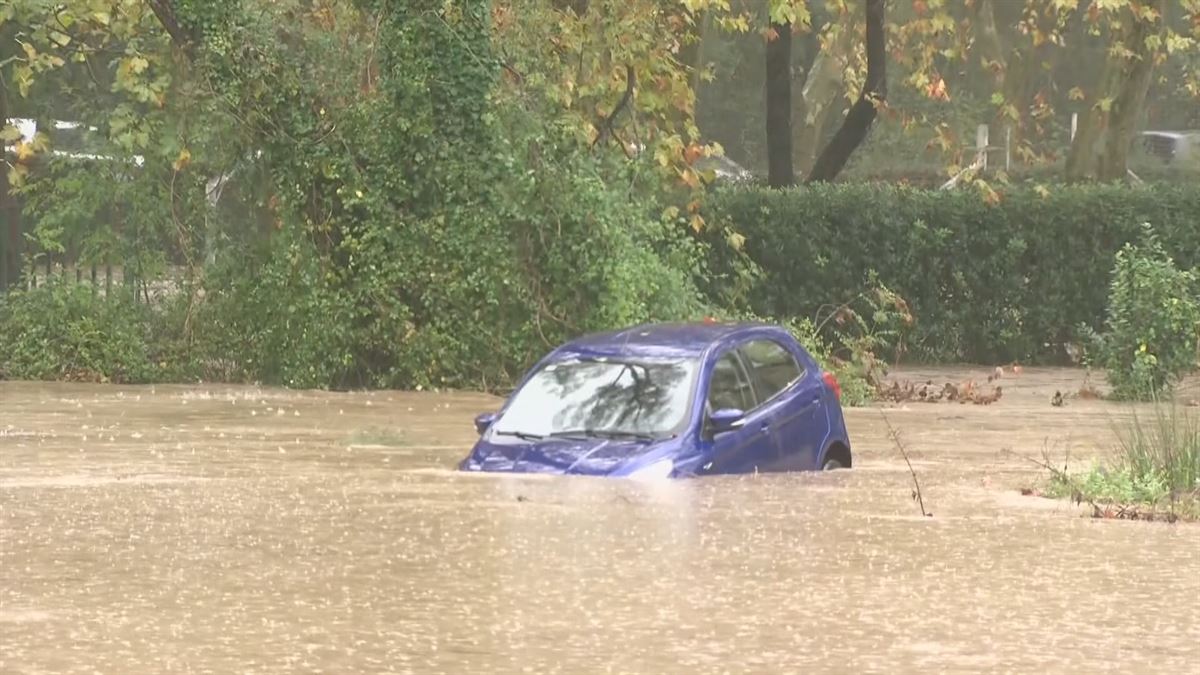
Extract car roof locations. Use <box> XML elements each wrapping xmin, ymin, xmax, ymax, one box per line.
<box><xmin>552</xmin><ymin>321</ymin><xmax>785</xmax><ymax>359</ymax></box>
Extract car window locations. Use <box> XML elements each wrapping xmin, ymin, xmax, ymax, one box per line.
<box><xmin>706</xmin><ymin>352</ymin><xmax>755</xmax><ymax>413</ymax></box>
<box><xmin>739</xmin><ymin>339</ymin><xmax>803</xmax><ymax>403</ymax></box>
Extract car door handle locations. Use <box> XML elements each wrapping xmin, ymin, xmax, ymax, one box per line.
<box><xmin>759</xmin><ymin>422</ymin><xmax>770</xmax><ymax>434</ymax></box>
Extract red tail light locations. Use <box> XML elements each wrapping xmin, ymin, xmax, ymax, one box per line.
<box><xmin>822</xmin><ymin>371</ymin><xmax>841</xmax><ymax>401</ymax></box>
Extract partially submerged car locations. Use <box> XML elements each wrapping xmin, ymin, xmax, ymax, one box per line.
<box><xmin>458</xmin><ymin>321</ymin><xmax>851</xmax><ymax>480</ymax></box>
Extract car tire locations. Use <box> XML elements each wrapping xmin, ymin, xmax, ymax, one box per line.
<box><xmin>822</xmin><ymin>457</ymin><xmax>845</xmax><ymax>471</ymax></box>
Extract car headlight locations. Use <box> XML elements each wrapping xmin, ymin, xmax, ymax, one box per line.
<box><xmin>626</xmin><ymin>458</ymin><xmax>674</xmax><ymax>482</ymax></box>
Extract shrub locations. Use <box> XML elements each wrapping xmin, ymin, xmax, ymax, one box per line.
<box><xmin>703</xmin><ymin>182</ymin><xmax>1200</xmax><ymax>363</ymax></box>
<box><xmin>0</xmin><ymin>280</ymin><xmax>154</xmax><ymax>383</ymax></box>
<box><xmin>1089</xmin><ymin>224</ymin><xmax>1200</xmax><ymax>399</ymax></box>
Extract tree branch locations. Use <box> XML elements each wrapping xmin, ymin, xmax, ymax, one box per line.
<box><xmin>592</xmin><ymin>65</ymin><xmax>635</xmax><ymax>149</ymax></box>
<box><xmin>805</xmin><ymin>0</ymin><xmax>887</xmax><ymax>184</ymax></box>
<box><xmin>145</xmin><ymin>0</ymin><xmax>192</xmax><ymax>49</ymax></box>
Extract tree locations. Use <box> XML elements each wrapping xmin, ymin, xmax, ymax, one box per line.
<box><xmin>794</xmin><ymin>11</ymin><xmax>854</xmax><ymax>176</ymax></box>
<box><xmin>1066</xmin><ymin>0</ymin><xmax>1169</xmax><ymax>182</ymax></box>
<box><xmin>764</xmin><ymin>20</ymin><xmax>794</xmax><ymax>187</ymax></box>
<box><xmin>1</xmin><ymin>78</ymin><xmax>17</xmax><ymax>290</ymax></box>
<box><xmin>973</xmin><ymin>0</ymin><xmax>1079</xmax><ymax>162</ymax></box>
<box><xmin>806</xmin><ymin>0</ymin><xmax>885</xmax><ymax>183</ymax></box>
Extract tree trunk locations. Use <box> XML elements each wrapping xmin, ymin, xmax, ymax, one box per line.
<box><xmin>0</xmin><ymin>81</ymin><xmax>20</xmax><ymax>292</ymax></box>
<box><xmin>974</xmin><ymin>0</ymin><xmax>1007</xmax><ymax>86</ymax></box>
<box><xmin>1098</xmin><ymin>0</ymin><xmax>1165</xmax><ymax>181</ymax></box>
<box><xmin>765</xmin><ymin>21</ymin><xmax>794</xmax><ymax>188</ymax></box>
<box><xmin>806</xmin><ymin>0</ymin><xmax>886</xmax><ymax>184</ymax></box>
<box><xmin>1063</xmin><ymin>48</ymin><xmax>1118</xmax><ymax>180</ymax></box>
<box><xmin>1066</xmin><ymin>0</ymin><xmax>1165</xmax><ymax>181</ymax></box>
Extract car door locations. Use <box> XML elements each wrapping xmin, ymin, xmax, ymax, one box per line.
<box><xmin>700</xmin><ymin>350</ymin><xmax>777</xmax><ymax>474</ymax></box>
<box><xmin>737</xmin><ymin>338</ymin><xmax>825</xmax><ymax>471</ymax></box>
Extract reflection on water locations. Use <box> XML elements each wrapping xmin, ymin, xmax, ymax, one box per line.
<box><xmin>2</xmin><ymin>370</ymin><xmax>1199</xmax><ymax>673</ymax></box>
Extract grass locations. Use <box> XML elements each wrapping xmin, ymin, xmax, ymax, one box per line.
<box><xmin>1040</xmin><ymin>403</ymin><xmax>1200</xmax><ymax>522</ymax></box>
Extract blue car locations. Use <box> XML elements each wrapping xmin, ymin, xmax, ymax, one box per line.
<box><xmin>457</xmin><ymin>321</ymin><xmax>852</xmax><ymax>480</ymax></box>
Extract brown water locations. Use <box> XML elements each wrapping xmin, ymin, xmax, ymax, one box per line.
<box><xmin>2</xmin><ymin>368</ymin><xmax>1198</xmax><ymax>673</ymax></box>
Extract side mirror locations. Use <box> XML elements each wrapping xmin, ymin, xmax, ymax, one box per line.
<box><xmin>709</xmin><ymin>408</ymin><xmax>746</xmax><ymax>433</ymax></box>
<box><xmin>474</xmin><ymin>412</ymin><xmax>498</xmax><ymax>435</ymax></box>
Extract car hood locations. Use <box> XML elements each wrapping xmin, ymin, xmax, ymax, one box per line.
<box><xmin>463</xmin><ymin>436</ymin><xmax>661</xmax><ymax>475</ymax></box>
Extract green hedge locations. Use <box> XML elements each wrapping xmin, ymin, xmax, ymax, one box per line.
<box><xmin>704</xmin><ymin>183</ymin><xmax>1200</xmax><ymax>363</ymax></box>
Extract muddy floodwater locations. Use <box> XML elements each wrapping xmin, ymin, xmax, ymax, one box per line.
<box><xmin>3</xmin><ymin>368</ymin><xmax>1199</xmax><ymax>673</ymax></box>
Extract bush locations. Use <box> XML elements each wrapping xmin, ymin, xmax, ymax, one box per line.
<box><xmin>0</xmin><ymin>281</ymin><xmax>155</xmax><ymax>383</ymax></box>
<box><xmin>1087</xmin><ymin>224</ymin><xmax>1200</xmax><ymax>399</ymax></box>
<box><xmin>703</xmin><ymin>182</ymin><xmax>1200</xmax><ymax>363</ymax></box>
<box><xmin>782</xmin><ymin>318</ymin><xmax>876</xmax><ymax>407</ymax></box>
<box><xmin>731</xmin><ymin>279</ymin><xmax>911</xmax><ymax>407</ymax></box>
<box><xmin>186</xmin><ymin>235</ymin><xmax>357</xmax><ymax>389</ymax></box>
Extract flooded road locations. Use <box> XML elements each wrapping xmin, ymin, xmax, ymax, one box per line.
<box><xmin>3</xmin><ymin>368</ymin><xmax>1199</xmax><ymax>673</ymax></box>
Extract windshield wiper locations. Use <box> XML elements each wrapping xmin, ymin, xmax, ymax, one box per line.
<box><xmin>549</xmin><ymin>429</ymin><xmax>657</xmax><ymax>441</ymax></box>
<box><xmin>494</xmin><ymin>430</ymin><xmax>545</xmax><ymax>441</ymax></box>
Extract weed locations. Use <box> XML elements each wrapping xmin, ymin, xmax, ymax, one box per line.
<box><xmin>1022</xmin><ymin>403</ymin><xmax>1200</xmax><ymax>522</ymax></box>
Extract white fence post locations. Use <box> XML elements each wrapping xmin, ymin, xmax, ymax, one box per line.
<box><xmin>976</xmin><ymin>124</ymin><xmax>989</xmax><ymax>170</ymax></box>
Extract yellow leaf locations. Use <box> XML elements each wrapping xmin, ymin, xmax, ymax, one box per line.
<box><xmin>172</xmin><ymin>147</ymin><xmax>192</xmax><ymax>172</ymax></box>
<box><xmin>14</xmin><ymin>63</ymin><xmax>32</xmax><ymax>96</ymax></box>
<box><xmin>15</xmin><ymin>141</ymin><xmax>35</xmax><ymax>161</ymax></box>
<box><xmin>93</xmin><ymin>11</ymin><xmax>111</xmax><ymax>26</ymax></box>
<box><xmin>21</xmin><ymin>42</ymin><xmax>37</xmax><ymax>60</ymax></box>
<box><xmin>0</xmin><ymin>125</ymin><xmax>20</xmax><ymax>143</ymax></box>
<box><xmin>49</xmin><ymin>31</ymin><xmax>72</xmax><ymax>47</ymax></box>
<box><xmin>727</xmin><ymin>231</ymin><xmax>746</xmax><ymax>251</ymax></box>
<box><xmin>7</xmin><ymin>164</ymin><xmax>29</xmax><ymax>188</ymax></box>
<box><xmin>689</xmin><ymin>214</ymin><xmax>705</xmax><ymax>233</ymax></box>
<box><xmin>1068</xmin><ymin>86</ymin><xmax>1085</xmax><ymax>101</ymax></box>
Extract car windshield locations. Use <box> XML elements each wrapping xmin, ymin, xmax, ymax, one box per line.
<box><xmin>492</xmin><ymin>357</ymin><xmax>699</xmax><ymax>440</ymax></box>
